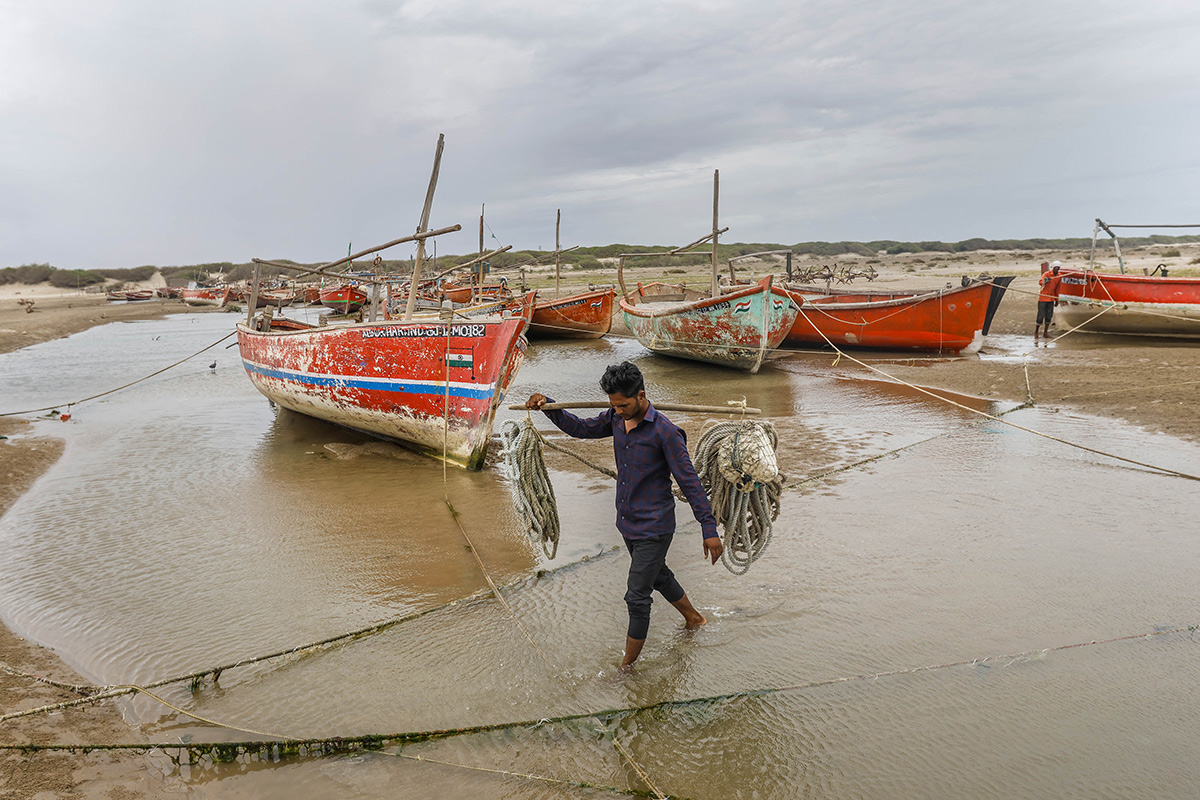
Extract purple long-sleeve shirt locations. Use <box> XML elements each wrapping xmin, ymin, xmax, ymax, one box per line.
<box><xmin>542</xmin><ymin>401</ymin><xmax>719</xmax><ymax>541</ymax></box>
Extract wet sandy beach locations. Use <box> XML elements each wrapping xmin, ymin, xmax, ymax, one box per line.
<box><xmin>1</xmin><ymin>262</ymin><xmax>1198</xmax><ymax>798</ymax></box>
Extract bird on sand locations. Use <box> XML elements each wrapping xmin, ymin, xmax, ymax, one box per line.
<box><xmin>209</xmin><ymin>361</ymin><xmax>217</xmax><ymax>370</ymax></box>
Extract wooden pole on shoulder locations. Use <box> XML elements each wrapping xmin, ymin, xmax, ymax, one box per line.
<box><xmin>404</xmin><ymin>134</ymin><xmax>445</xmax><ymax>322</ymax></box>
<box><xmin>508</xmin><ymin>400</ymin><xmax>761</xmax><ymax>415</ymax></box>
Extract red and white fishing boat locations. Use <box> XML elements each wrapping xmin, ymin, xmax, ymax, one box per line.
<box><xmin>237</xmin><ymin>312</ymin><xmax>529</xmax><ymax>470</ymax></box>
<box><xmin>319</xmin><ymin>285</ymin><xmax>368</xmax><ymax>314</ymax></box>
<box><xmin>528</xmin><ymin>287</ymin><xmax>616</xmax><ymax>339</ymax></box>
<box><xmin>182</xmin><ymin>287</ymin><xmax>231</xmax><ymax>307</ymax></box>
<box><xmin>620</xmin><ymin>276</ymin><xmax>798</xmax><ymax>372</ymax></box>
<box><xmin>1050</xmin><ymin>219</ymin><xmax>1200</xmax><ymax>337</ymax></box>
<box><xmin>1056</xmin><ymin>270</ymin><xmax>1200</xmax><ymax>337</ymax></box>
<box><xmin>778</xmin><ymin>277</ymin><xmax>1014</xmax><ymax>353</ymax></box>
<box><xmin>124</xmin><ymin>289</ymin><xmax>155</xmax><ymax>301</ymax></box>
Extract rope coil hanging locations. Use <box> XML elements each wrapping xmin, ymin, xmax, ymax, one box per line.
<box><xmin>694</xmin><ymin>419</ymin><xmax>783</xmax><ymax>574</ymax></box>
<box><xmin>500</xmin><ymin>411</ymin><xmax>783</xmax><ymax>574</ymax></box>
<box><xmin>498</xmin><ymin>417</ymin><xmax>560</xmax><ymax>558</ymax></box>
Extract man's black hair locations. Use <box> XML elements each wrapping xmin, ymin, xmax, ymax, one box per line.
<box><xmin>600</xmin><ymin>361</ymin><xmax>645</xmax><ymax>397</ymax></box>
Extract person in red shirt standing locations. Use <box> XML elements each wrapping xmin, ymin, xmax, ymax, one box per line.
<box><xmin>1036</xmin><ymin>261</ymin><xmax>1063</xmax><ymax>339</ymax></box>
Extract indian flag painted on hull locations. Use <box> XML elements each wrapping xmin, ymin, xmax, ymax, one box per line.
<box><xmin>237</xmin><ymin>314</ymin><xmax>528</xmax><ymax>470</ymax></box>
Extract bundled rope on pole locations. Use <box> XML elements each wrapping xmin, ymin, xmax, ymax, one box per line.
<box><xmin>693</xmin><ymin>419</ymin><xmax>783</xmax><ymax>574</ymax></box>
<box><xmin>498</xmin><ymin>416</ymin><xmax>560</xmax><ymax>558</ymax></box>
<box><xmin>501</xmin><ymin>404</ymin><xmax>784</xmax><ymax>574</ymax></box>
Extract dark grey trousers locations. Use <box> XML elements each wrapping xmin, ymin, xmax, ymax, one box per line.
<box><xmin>624</xmin><ymin>533</ymin><xmax>685</xmax><ymax>640</ymax></box>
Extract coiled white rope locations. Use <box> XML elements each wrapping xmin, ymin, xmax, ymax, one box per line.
<box><xmin>499</xmin><ymin>416</ymin><xmax>561</xmax><ymax>558</ymax></box>
<box><xmin>694</xmin><ymin>420</ymin><xmax>784</xmax><ymax>574</ymax></box>
<box><xmin>502</xmin><ymin>412</ymin><xmax>784</xmax><ymax>574</ymax></box>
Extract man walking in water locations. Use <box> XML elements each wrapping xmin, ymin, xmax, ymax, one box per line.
<box><xmin>526</xmin><ymin>361</ymin><xmax>723</xmax><ymax>669</ymax></box>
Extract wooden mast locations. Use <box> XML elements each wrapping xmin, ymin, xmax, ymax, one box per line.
<box><xmin>711</xmin><ymin>169</ymin><xmax>720</xmax><ymax>298</ymax></box>
<box><xmin>403</xmin><ymin>134</ymin><xmax>445</xmax><ymax>322</ymax></box>
<box><xmin>554</xmin><ymin>209</ymin><xmax>561</xmax><ymax>298</ymax></box>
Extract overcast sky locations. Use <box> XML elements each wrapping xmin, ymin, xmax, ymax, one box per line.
<box><xmin>3</xmin><ymin>0</ymin><xmax>1199</xmax><ymax>269</ymax></box>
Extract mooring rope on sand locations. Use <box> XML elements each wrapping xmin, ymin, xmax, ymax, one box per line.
<box><xmin>794</xmin><ymin>303</ymin><xmax>1200</xmax><ymax>483</ymax></box>
<box><xmin>0</xmin><ymin>329</ymin><xmax>238</xmax><ymax>417</ymax></box>
<box><xmin>0</xmin><ymin>545</ymin><xmax>624</xmax><ymax>724</ymax></box>
<box><xmin>3</xmin><ymin>622</ymin><xmax>1192</xmax><ymax>764</ymax></box>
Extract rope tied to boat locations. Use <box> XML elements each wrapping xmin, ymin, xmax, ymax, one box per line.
<box><xmin>498</xmin><ymin>416</ymin><xmax>560</xmax><ymax>558</ymax></box>
<box><xmin>694</xmin><ymin>419</ymin><xmax>783</xmax><ymax>574</ymax></box>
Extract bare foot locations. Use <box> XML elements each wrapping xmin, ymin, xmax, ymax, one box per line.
<box><xmin>684</xmin><ymin>613</ymin><xmax>706</xmax><ymax>630</ymax></box>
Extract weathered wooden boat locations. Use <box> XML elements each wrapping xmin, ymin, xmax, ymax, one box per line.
<box><xmin>319</xmin><ymin>285</ymin><xmax>368</xmax><ymax>314</ymax></box>
<box><xmin>438</xmin><ymin>282</ymin><xmax>473</xmax><ymax>304</ymax></box>
<box><xmin>436</xmin><ymin>281</ymin><xmax>511</xmax><ymax>305</ymax></box>
<box><xmin>1047</xmin><ymin>218</ymin><xmax>1200</xmax><ymax>337</ymax></box>
<box><xmin>620</xmin><ymin>276</ymin><xmax>798</xmax><ymax>372</ymax></box>
<box><xmin>236</xmin><ymin>313</ymin><xmax>529</xmax><ymax>470</ymax></box>
<box><xmin>124</xmin><ymin>290</ymin><xmax>155</xmax><ymax>301</ymax></box>
<box><xmin>299</xmin><ymin>286</ymin><xmax>321</xmax><ymax>304</ymax></box>
<box><xmin>260</xmin><ymin>289</ymin><xmax>297</xmax><ymax>307</ymax></box>
<box><xmin>182</xmin><ymin>287</ymin><xmax>231</xmax><ymax>307</ymax></box>
<box><xmin>105</xmin><ymin>290</ymin><xmax>127</xmax><ymax>302</ymax></box>
<box><xmin>1056</xmin><ymin>269</ymin><xmax>1200</xmax><ymax>337</ymax></box>
<box><xmin>778</xmin><ymin>276</ymin><xmax>1014</xmax><ymax>353</ymax></box>
<box><xmin>529</xmin><ymin>286</ymin><xmax>616</xmax><ymax>339</ymax></box>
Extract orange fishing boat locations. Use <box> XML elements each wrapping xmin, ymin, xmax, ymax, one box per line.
<box><xmin>528</xmin><ymin>286</ymin><xmax>616</xmax><ymax>339</ymax></box>
<box><xmin>1057</xmin><ymin>270</ymin><xmax>1200</xmax><ymax>337</ymax></box>
<box><xmin>1053</xmin><ymin>219</ymin><xmax>1200</xmax><ymax>337</ymax></box>
<box><xmin>182</xmin><ymin>287</ymin><xmax>231</xmax><ymax>307</ymax></box>
<box><xmin>319</xmin><ymin>285</ymin><xmax>369</xmax><ymax>314</ymax></box>
<box><xmin>777</xmin><ymin>277</ymin><xmax>1013</xmax><ymax>353</ymax></box>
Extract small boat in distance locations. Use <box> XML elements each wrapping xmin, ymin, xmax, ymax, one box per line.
<box><xmin>182</xmin><ymin>287</ymin><xmax>231</xmax><ymax>307</ymax></box>
<box><xmin>319</xmin><ymin>285</ymin><xmax>369</xmax><ymax>314</ymax></box>
<box><xmin>528</xmin><ymin>286</ymin><xmax>616</xmax><ymax>339</ymax></box>
<box><xmin>777</xmin><ymin>277</ymin><xmax>1014</xmax><ymax>353</ymax></box>
<box><xmin>260</xmin><ymin>289</ymin><xmax>297</xmax><ymax>307</ymax></box>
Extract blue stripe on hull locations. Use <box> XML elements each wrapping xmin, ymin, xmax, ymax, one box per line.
<box><xmin>243</xmin><ymin>362</ymin><xmax>494</xmax><ymax>400</ymax></box>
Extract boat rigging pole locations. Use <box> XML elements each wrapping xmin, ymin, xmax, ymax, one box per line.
<box><xmin>711</xmin><ymin>169</ymin><xmax>720</xmax><ymax>298</ymax></box>
<box><xmin>404</xmin><ymin>134</ymin><xmax>445</xmax><ymax>322</ymax></box>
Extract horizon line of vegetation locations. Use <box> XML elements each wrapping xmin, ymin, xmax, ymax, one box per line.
<box><xmin>6</xmin><ymin>234</ymin><xmax>1200</xmax><ymax>287</ymax></box>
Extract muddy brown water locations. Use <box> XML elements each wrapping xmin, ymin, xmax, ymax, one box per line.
<box><xmin>1</xmin><ymin>312</ymin><xmax>1198</xmax><ymax>799</ymax></box>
